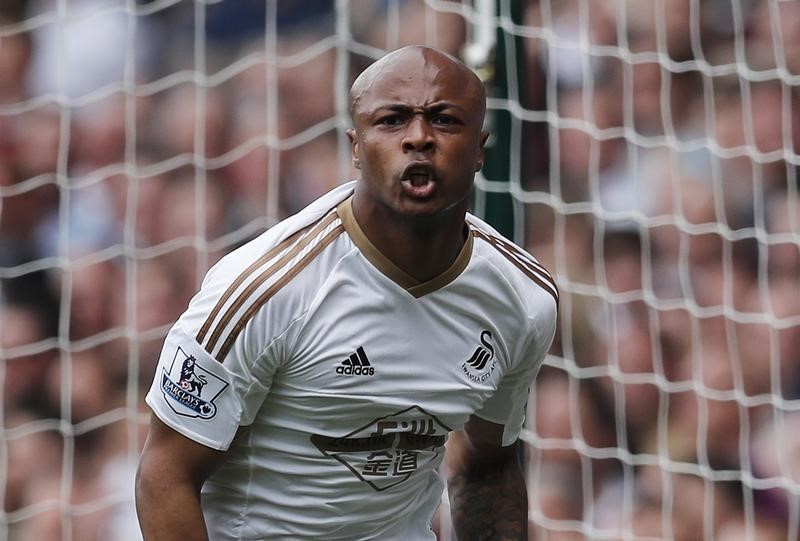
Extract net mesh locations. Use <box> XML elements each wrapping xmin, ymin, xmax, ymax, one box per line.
<box><xmin>0</xmin><ymin>1</ymin><xmax>798</xmax><ymax>540</ymax></box>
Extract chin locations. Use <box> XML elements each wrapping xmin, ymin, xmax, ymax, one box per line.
<box><xmin>394</xmin><ymin>197</ymin><xmax>462</xmax><ymax>220</ymax></box>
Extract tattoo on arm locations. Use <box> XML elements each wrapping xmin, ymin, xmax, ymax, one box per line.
<box><xmin>448</xmin><ymin>441</ymin><xmax>528</xmax><ymax>541</ymax></box>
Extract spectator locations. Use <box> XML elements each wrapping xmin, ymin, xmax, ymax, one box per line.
<box><xmin>0</xmin><ymin>303</ymin><xmax>56</xmax><ymax>418</ymax></box>
<box><xmin>0</xmin><ymin>17</ymin><xmax>31</xmax><ymax>103</ymax></box>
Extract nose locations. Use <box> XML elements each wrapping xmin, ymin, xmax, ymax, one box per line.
<box><xmin>402</xmin><ymin>115</ymin><xmax>434</xmax><ymax>153</ymax></box>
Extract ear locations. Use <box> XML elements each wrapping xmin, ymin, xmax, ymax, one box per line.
<box><xmin>346</xmin><ymin>128</ymin><xmax>361</xmax><ymax>170</ymax></box>
<box><xmin>475</xmin><ymin>131</ymin><xmax>490</xmax><ymax>171</ymax></box>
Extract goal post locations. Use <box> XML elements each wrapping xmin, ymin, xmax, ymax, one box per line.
<box><xmin>468</xmin><ymin>0</ymin><xmax>521</xmax><ymax>241</ymax></box>
<box><xmin>1</xmin><ymin>1</ymin><xmax>799</xmax><ymax>540</ymax></box>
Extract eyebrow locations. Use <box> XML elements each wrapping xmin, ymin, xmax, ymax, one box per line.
<box><xmin>369</xmin><ymin>102</ymin><xmax>466</xmax><ymax>115</ymax></box>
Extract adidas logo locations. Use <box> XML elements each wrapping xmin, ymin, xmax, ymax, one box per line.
<box><xmin>336</xmin><ymin>346</ymin><xmax>374</xmax><ymax>376</ymax></box>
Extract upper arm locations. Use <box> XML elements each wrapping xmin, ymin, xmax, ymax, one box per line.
<box><xmin>447</xmin><ymin>415</ymin><xmax>521</xmax><ymax>476</ymax></box>
<box><xmin>462</xmin><ymin>414</ymin><xmax>505</xmax><ymax>451</ymax></box>
<box><xmin>135</xmin><ymin>415</ymin><xmax>246</xmax><ymax>540</ymax></box>
<box><xmin>137</xmin><ymin>414</ymin><xmax>231</xmax><ymax>491</ymax></box>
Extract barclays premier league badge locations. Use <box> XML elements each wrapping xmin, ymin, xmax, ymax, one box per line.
<box><xmin>160</xmin><ymin>347</ymin><xmax>228</xmax><ymax>419</ymax></box>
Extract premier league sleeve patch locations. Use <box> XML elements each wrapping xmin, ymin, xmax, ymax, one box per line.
<box><xmin>145</xmin><ymin>323</ymin><xmax>243</xmax><ymax>450</ymax></box>
<box><xmin>160</xmin><ymin>346</ymin><xmax>229</xmax><ymax>419</ymax></box>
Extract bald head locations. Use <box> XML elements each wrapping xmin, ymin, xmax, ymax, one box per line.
<box><xmin>349</xmin><ymin>46</ymin><xmax>486</xmax><ymax>123</ymax></box>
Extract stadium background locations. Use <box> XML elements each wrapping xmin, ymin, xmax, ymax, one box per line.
<box><xmin>1</xmin><ymin>0</ymin><xmax>799</xmax><ymax>539</ymax></box>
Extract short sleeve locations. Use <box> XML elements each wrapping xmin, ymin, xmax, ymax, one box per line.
<box><xmin>145</xmin><ymin>321</ymin><xmax>276</xmax><ymax>451</ymax></box>
<box><xmin>474</xmin><ymin>306</ymin><xmax>557</xmax><ymax>446</ymax></box>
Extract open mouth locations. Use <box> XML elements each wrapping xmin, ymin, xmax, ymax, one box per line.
<box><xmin>400</xmin><ymin>164</ymin><xmax>437</xmax><ymax>199</ymax></box>
<box><xmin>406</xmin><ymin>166</ymin><xmax>432</xmax><ymax>186</ymax></box>
<box><xmin>402</xmin><ymin>163</ymin><xmax>435</xmax><ymax>182</ymax></box>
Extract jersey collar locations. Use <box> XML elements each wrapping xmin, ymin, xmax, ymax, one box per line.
<box><xmin>337</xmin><ymin>197</ymin><xmax>473</xmax><ymax>298</ymax></box>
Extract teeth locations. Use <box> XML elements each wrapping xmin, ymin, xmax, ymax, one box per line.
<box><xmin>410</xmin><ymin>173</ymin><xmax>429</xmax><ymax>186</ymax></box>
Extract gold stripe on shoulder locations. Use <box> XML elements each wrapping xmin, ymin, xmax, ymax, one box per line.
<box><xmin>201</xmin><ymin>210</ymin><xmax>339</xmax><ymax>355</ymax></box>
<box><xmin>214</xmin><ymin>224</ymin><xmax>345</xmax><ymax>362</ymax></box>
<box><xmin>196</xmin><ymin>228</ymin><xmax>305</xmax><ymax>344</ymax></box>
<box><xmin>487</xmin><ymin>232</ymin><xmax>554</xmax><ymax>281</ymax></box>
<box><xmin>471</xmin><ymin>227</ymin><xmax>559</xmax><ymax>306</ymax></box>
<box><xmin>486</xmin><ymin>233</ymin><xmax>558</xmax><ymax>292</ymax></box>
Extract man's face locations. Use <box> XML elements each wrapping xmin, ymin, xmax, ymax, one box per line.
<box><xmin>348</xmin><ymin>49</ymin><xmax>488</xmax><ymax>219</ymax></box>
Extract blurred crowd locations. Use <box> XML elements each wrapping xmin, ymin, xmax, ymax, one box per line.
<box><xmin>0</xmin><ymin>0</ymin><xmax>798</xmax><ymax>539</ymax></box>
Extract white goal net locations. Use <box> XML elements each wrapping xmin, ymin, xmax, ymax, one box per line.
<box><xmin>1</xmin><ymin>1</ymin><xmax>798</xmax><ymax>540</ymax></box>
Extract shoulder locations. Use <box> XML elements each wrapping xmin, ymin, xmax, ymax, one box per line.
<box><xmin>181</xmin><ymin>182</ymin><xmax>356</xmax><ymax>361</ymax></box>
<box><xmin>466</xmin><ymin>213</ymin><xmax>559</xmax><ymax>318</ymax></box>
<box><xmin>202</xmin><ymin>182</ymin><xmax>355</xmax><ymax>296</ymax></box>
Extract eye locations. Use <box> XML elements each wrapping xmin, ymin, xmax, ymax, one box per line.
<box><xmin>433</xmin><ymin>114</ymin><xmax>458</xmax><ymax>126</ymax></box>
<box><xmin>377</xmin><ymin>115</ymin><xmax>403</xmax><ymax>127</ymax></box>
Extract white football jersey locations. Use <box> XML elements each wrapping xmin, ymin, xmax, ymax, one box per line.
<box><xmin>145</xmin><ymin>181</ymin><xmax>558</xmax><ymax>540</ymax></box>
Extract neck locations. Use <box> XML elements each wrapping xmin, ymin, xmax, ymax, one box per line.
<box><xmin>351</xmin><ymin>195</ymin><xmax>468</xmax><ymax>283</ymax></box>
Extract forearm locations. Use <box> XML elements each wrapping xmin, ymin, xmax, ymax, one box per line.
<box><xmin>447</xmin><ymin>440</ymin><xmax>528</xmax><ymax>541</ymax></box>
<box><xmin>136</xmin><ymin>464</ymin><xmax>209</xmax><ymax>540</ymax></box>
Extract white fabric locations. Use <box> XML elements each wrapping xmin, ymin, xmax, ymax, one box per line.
<box><xmin>145</xmin><ymin>181</ymin><xmax>557</xmax><ymax>540</ymax></box>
